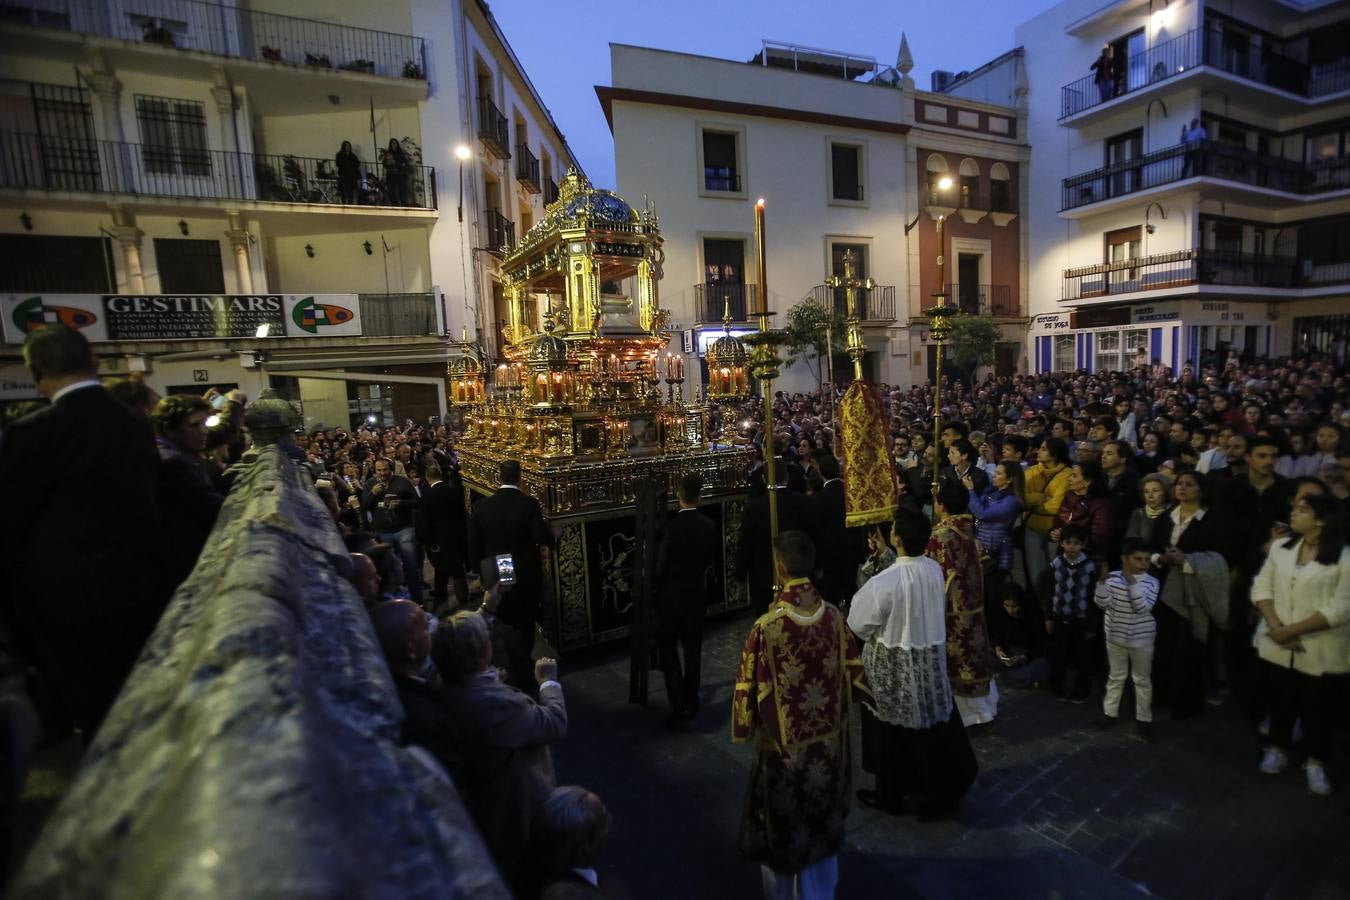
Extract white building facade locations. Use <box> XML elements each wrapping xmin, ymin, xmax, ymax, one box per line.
<box><xmin>0</xmin><ymin>0</ymin><xmax>578</xmax><ymax>427</ymax></box>
<box><xmin>602</xmin><ymin>41</ymin><xmax>1030</xmax><ymax>393</ymax></box>
<box><xmin>957</xmin><ymin>0</ymin><xmax>1350</xmax><ymax>375</ymax></box>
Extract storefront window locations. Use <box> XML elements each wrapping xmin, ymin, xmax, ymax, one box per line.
<box><xmin>1097</xmin><ymin>331</ymin><xmax>1122</xmax><ymax>372</ymax></box>
<box><xmin>1054</xmin><ymin>334</ymin><xmax>1075</xmax><ymax>372</ymax></box>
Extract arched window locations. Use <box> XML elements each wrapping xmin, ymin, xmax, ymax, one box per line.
<box><xmin>957</xmin><ymin>159</ymin><xmax>980</xmax><ymax>207</ymax></box>
<box><xmin>926</xmin><ymin>153</ymin><xmax>950</xmax><ymax>197</ymax></box>
<box><xmin>990</xmin><ymin>163</ymin><xmax>1011</xmax><ymax>211</ymax></box>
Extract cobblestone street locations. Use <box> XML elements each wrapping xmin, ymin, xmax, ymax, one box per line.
<box><xmin>553</xmin><ymin>615</ymin><xmax>1350</xmax><ymax>900</ymax></box>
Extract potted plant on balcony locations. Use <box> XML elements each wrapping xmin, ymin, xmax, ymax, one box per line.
<box><xmin>304</xmin><ymin>52</ymin><xmax>332</xmax><ymax>68</ymax></box>
<box><xmin>402</xmin><ymin>59</ymin><xmax>424</xmax><ymax>79</ymax></box>
<box><xmin>339</xmin><ymin>59</ymin><xmax>376</xmax><ymax>74</ymax></box>
<box><xmin>261</xmin><ymin>46</ymin><xmax>284</xmax><ymax>62</ymax></box>
<box><xmin>142</xmin><ymin>22</ymin><xmax>175</xmax><ymax>46</ymax></box>
<box><xmin>254</xmin><ymin>160</ymin><xmax>283</xmax><ymax>201</ymax></box>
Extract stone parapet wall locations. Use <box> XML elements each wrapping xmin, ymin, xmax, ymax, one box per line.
<box><xmin>13</xmin><ymin>447</ymin><xmax>508</xmax><ymax>899</ymax></box>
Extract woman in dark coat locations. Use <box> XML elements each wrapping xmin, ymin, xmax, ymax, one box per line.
<box><xmin>1149</xmin><ymin>470</ymin><xmax>1230</xmax><ymax>719</ymax></box>
<box><xmin>381</xmin><ymin>138</ymin><xmax>410</xmax><ymax>205</ymax></box>
<box><xmin>336</xmin><ymin>140</ymin><xmax>360</xmax><ymax>204</ymax></box>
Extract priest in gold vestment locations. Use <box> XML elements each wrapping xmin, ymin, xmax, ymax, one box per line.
<box><xmin>732</xmin><ymin>531</ymin><xmax>870</xmax><ymax>900</ymax></box>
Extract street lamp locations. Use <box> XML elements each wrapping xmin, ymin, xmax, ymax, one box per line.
<box><xmin>454</xmin><ymin>143</ymin><xmax>472</xmax><ymax>223</ymax></box>
<box><xmin>927</xmin><ymin>173</ymin><xmax>958</xmax><ymax>517</ymax></box>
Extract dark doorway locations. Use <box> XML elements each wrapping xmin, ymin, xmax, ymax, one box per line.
<box><xmin>703</xmin><ymin>238</ymin><xmax>746</xmax><ymax>320</ymax></box>
<box><xmin>956</xmin><ymin>254</ymin><xmax>981</xmax><ymax>314</ymax></box>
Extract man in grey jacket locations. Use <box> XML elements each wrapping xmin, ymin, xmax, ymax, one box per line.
<box><xmin>434</xmin><ymin>608</ymin><xmax>567</xmax><ymax>889</ymax></box>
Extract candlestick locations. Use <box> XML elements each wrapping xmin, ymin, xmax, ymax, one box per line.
<box><xmin>754</xmin><ymin>198</ymin><xmax>767</xmax><ymax>315</ymax></box>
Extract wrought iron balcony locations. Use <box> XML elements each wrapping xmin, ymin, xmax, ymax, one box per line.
<box><xmin>543</xmin><ymin>176</ymin><xmax>559</xmax><ymax>206</ymax></box>
<box><xmin>1195</xmin><ymin>249</ymin><xmax>1350</xmax><ymax>289</ymax></box>
<box><xmin>477</xmin><ymin>96</ymin><xmax>510</xmax><ymax>159</ymax></box>
<box><xmin>808</xmin><ymin>283</ymin><xmax>896</xmax><ymax>322</ymax></box>
<box><xmin>358</xmin><ymin>292</ymin><xmax>439</xmax><ymax>336</ymax></box>
<box><xmin>1060</xmin><ymin>25</ymin><xmax>1350</xmax><ymax>119</ymax></box>
<box><xmin>515</xmin><ymin>144</ymin><xmax>541</xmax><ymax>193</ymax></box>
<box><xmin>485</xmin><ymin>209</ymin><xmax>514</xmax><ymax>253</ymax></box>
<box><xmin>1061</xmin><ymin>139</ymin><xmax>1350</xmax><ymax>211</ymax></box>
<box><xmin>703</xmin><ymin>168</ymin><xmax>741</xmax><ymax>193</ymax></box>
<box><xmin>1</xmin><ymin>0</ymin><xmax>425</xmax><ymax>80</ymax></box>
<box><xmin>832</xmin><ymin>182</ymin><xmax>863</xmax><ymax>202</ymax></box>
<box><xmin>0</xmin><ymin>131</ymin><xmax>436</xmax><ymax>209</ymax></box>
<box><xmin>693</xmin><ymin>282</ymin><xmax>758</xmax><ymax>323</ymax></box>
<box><xmin>947</xmin><ymin>283</ymin><xmax>1017</xmax><ymax>317</ymax></box>
<box><xmin>1063</xmin><ymin>250</ymin><xmax>1197</xmax><ymax>300</ymax></box>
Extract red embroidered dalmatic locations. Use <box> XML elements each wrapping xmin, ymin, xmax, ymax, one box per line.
<box><xmin>732</xmin><ymin>578</ymin><xmax>871</xmax><ymax>872</ymax></box>
<box><xmin>926</xmin><ymin>513</ymin><xmax>994</xmax><ymax>699</ymax></box>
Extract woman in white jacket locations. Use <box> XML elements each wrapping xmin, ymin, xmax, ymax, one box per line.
<box><xmin>1250</xmin><ymin>492</ymin><xmax>1350</xmax><ymax>796</ymax></box>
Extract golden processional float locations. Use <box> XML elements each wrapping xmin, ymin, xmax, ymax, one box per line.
<box><xmin>449</xmin><ymin>171</ymin><xmax>753</xmax><ymax>652</ymax></box>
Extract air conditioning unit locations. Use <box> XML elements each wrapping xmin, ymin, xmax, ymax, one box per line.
<box><xmin>931</xmin><ymin>70</ymin><xmax>957</xmax><ymax>92</ymax></box>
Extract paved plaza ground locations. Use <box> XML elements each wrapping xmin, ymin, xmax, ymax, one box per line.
<box><xmin>553</xmin><ymin>614</ymin><xmax>1350</xmax><ymax>900</ymax></box>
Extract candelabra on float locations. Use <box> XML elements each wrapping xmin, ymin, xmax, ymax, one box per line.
<box><xmin>741</xmin><ymin>199</ymin><xmax>788</xmax><ymax>552</ymax></box>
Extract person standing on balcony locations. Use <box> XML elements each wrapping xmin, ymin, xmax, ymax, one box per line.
<box><xmin>381</xmin><ymin>138</ymin><xmax>410</xmax><ymax>206</ymax></box>
<box><xmin>1181</xmin><ymin>118</ymin><xmax>1208</xmax><ymax>177</ymax></box>
<box><xmin>336</xmin><ymin>140</ymin><xmax>360</xmax><ymax>204</ymax></box>
<box><xmin>1090</xmin><ymin>45</ymin><xmax>1114</xmax><ymax>102</ymax></box>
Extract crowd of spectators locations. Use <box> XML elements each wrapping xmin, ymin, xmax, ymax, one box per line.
<box><xmin>3</xmin><ymin>321</ymin><xmax>1348</xmax><ymax>895</ymax></box>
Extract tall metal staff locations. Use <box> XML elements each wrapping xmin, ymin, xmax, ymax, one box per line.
<box><xmin>926</xmin><ymin>203</ymin><xmax>959</xmax><ymax>519</ymax></box>
<box><xmin>743</xmin><ymin>200</ymin><xmax>787</xmax><ymax>571</ymax></box>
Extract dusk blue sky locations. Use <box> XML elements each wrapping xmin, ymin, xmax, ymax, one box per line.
<box><xmin>488</xmin><ymin>0</ymin><xmax>1061</xmax><ymax>189</ymax></box>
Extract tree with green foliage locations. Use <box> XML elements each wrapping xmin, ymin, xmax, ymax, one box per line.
<box><xmin>945</xmin><ymin>315</ymin><xmax>1001</xmax><ymax>379</ymax></box>
<box><xmin>783</xmin><ymin>297</ymin><xmax>848</xmax><ymax>393</ymax></box>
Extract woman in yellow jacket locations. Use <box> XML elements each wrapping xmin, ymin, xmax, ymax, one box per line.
<box><xmin>1022</xmin><ymin>437</ymin><xmax>1072</xmax><ymax>594</ymax></box>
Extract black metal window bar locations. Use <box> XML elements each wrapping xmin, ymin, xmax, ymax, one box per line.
<box><xmin>516</xmin><ymin>143</ymin><xmax>540</xmax><ymax>191</ymax></box>
<box><xmin>2</xmin><ymin>0</ymin><xmax>426</xmax><ymax>79</ymax></box>
<box><xmin>543</xmin><ymin>176</ymin><xmax>559</xmax><ymax>205</ymax></box>
<box><xmin>135</xmin><ymin>94</ymin><xmax>210</xmax><ymax>176</ymax></box>
<box><xmin>477</xmin><ymin>96</ymin><xmax>510</xmax><ymax>157</ymax></box>
<box><xmin>486</xmin><ymin>209</ymin><xmax>514</xmax><ymax>252</ymax></box>
<box><xmin>0</xmin><ymin>131</ymin><xmax>436</xmax><ymax>209</ymax></box>
<box><xmin>693</xmin><ymin>282</ymin><xmax>756</xmax><ymax>322</ymax></box>
<box><xmin>946</xmin><ymin>283</ymin><xmax>1016</xmax><ymax>316</ymax></box>
<box><xmin>808</xmin><ymin>284</ymin><xmax>897</xmax><ymax>321</ymax></box>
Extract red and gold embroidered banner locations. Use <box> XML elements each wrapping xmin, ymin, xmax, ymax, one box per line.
<box><xmin>839</xmin><ymin>380</ymin><xmax>898</xmax><ymax>527</ymax></box>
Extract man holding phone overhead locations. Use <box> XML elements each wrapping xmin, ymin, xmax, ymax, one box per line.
<box><xmin>469</xmin><ymin>459</ymin><xmax>556</xmax><ymax>692</ymax></box>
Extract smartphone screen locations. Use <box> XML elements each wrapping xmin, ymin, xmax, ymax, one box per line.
<box><xmin>495</xmin><ymin>554</ymin><xmax>516</xmax><ymax>587</ymax></box>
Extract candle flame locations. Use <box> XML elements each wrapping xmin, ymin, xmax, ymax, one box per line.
<box><xmin>756</xmin><ymin>198</ymin><xmax>765</xmax><ymax>207</ymax></box>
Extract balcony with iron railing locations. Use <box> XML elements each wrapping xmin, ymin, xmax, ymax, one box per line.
<box><xmin>1060</xmin><ymin>25</ymin><xmax>1350</xmax><ymax>120</ymax></box>
<box><xmin>1061</xmin><ymin>139</ymin><xmax>1350</xmax><ymax>211</ymax></box>
<box><xmin>1063</xmin><ymin>250</ymin><xmax>1197</xmax><ymax>300</ymax></box>
<box><xmin>693</xmin><ymin>282</ymin><xmax>758</xmax><ymax>323</ymax></box>
<box><xmin>485</xmin><ymin>209</ymin><xmax>514</xmax><ymax>253</ymax></box>
<box><xmin>808</xmin><ymin>283</ymin><xmax>896</xmax><ymax>322</ymax></box>
<box><xmin>543</xmin><ymin>176</ymin><xmax>559</xmax><ymax>205</ymax></box>
<box><xmin>0</xmin><ymin>131</ymin><xmax>436</xmax><ymax>209</ymax></box>
<box><xmin>947</xmin><ymin>283</ymin><xmax>1017</xmax><ymax>317</ymax></box>
<box><xmin>516</xmin><ymin>144</ymin><xmax>541</xmax><ymax>193</ymax></box>
<box><xmin>477</xmin><ymin>96</ymin><xmax>510</xmax><ymax>159</ymax></box>
<box><xmin>0</xmin><ymin>0</ymin><xmax>426</xmax><ymax>80</ymax></box>
<box><xmin>1063</xmin><ymin>247</ymin><xmax>1350</xmax><ymax>300</ymax></box>
<box><xmin>703</xmin><ymin>167</ymin><xmax>741</xmax><ymax>193</ymax></box>
<box><xmin>832</xmin><ymin>182</ymin><xmax>863</xmax><ymax>202</ymax></box>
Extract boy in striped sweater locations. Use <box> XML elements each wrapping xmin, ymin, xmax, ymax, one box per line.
<box><xmin>1093</xmin><ymin>537</ymin><xmax>1160</xmax><ymax>741</ymax></box>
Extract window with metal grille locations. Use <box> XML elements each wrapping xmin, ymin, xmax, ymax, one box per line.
<box><xmin>153</xmin><ymin>238</ymin><xmax>225</xmax><ymax>292</ymax></box>
<box><xmin>0</xmin><ymin>234</ymin><xmax>115</xmax><ymax>291</ymax></box>
<box><xmin>135</xmin><ymin>95</ymin><xmax>209</xmax><ymax>176</ymax></box>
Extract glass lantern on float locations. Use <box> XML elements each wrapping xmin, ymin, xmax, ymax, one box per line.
<box><xmin>447</xmin><ymin>330</ymin><xmax>485</xmax><ymax>436</ymax></box>
<box><xmin>703</xmin><ymin>300</ymin><xmax>750</xmax><ymax>445</ymax></box>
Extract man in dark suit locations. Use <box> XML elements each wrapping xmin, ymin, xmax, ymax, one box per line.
<box><xmin>654</xmin><ymin>473</ymin><xmax>718</xmax><ymax>723</ymax></box>
<box><xmin>416</xmin><ymin>461</ymin><xmax>468</xmax><ymax>611</ymax></box>
<box><xmin>736</xmin><ymin>459</ymin><xmax>820</xmax><ymax>614</ymax></box>
<box><xmin>370</xmin><ymin>599</ymin><xmax>462</xmax><ymax>781</ymax></box>
<box><xmin>151</xmin><ymin>394</ymin><xmax>224</xmax><ymax>592</ymax></box>
<box><xmin>468</xmin><ymin>459</ymin><xmax>556</xmax><ymax>691</ymax></box>
<box><xmin>940</xmin><ymin>438</ymin><xmax>989</xmax><ymax>497</ymax></box>
<box><xmin>811</xmin><ymin>455</ymin><xmax>868</xmax><ymax>607</ymax></box>
<box><xmin>0</xmin><ymin>325</ymin><xmax>164</xmax><ymax>738</ymax></box>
